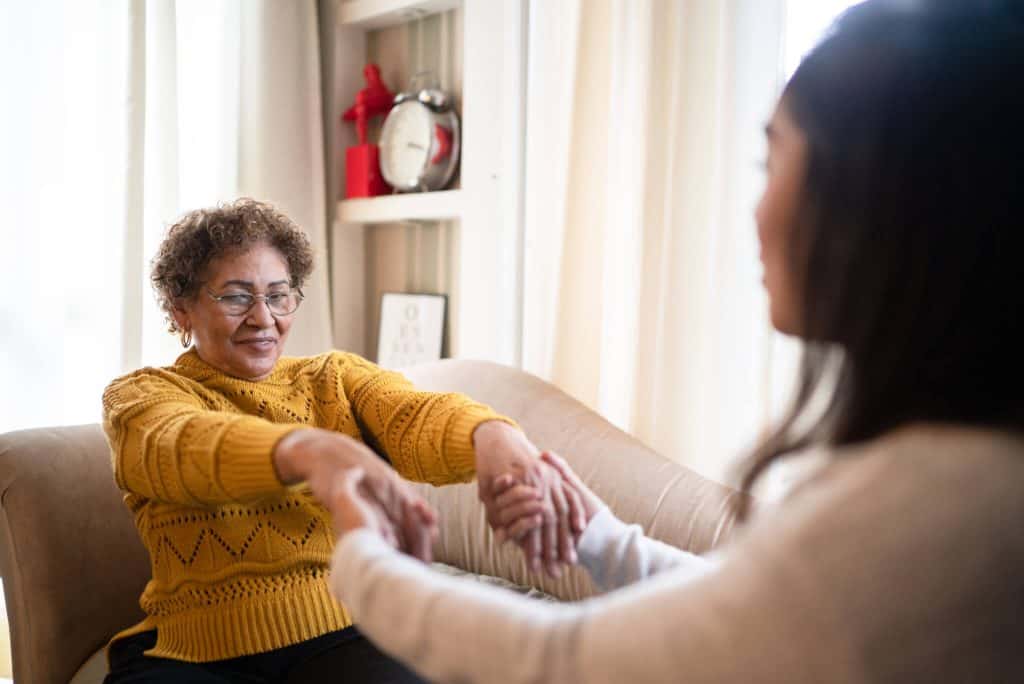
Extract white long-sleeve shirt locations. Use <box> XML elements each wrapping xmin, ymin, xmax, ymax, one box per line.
<box><xmin>331</xmin><ymin>426</ymin><xmax>1024</xmax><ymax>683</ymax></box>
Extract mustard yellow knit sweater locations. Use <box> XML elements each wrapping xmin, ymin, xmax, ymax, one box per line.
<box><xmin>101</xmin><ymin>349</ymin><xmax>511</xmax><ymax>663</ymax></box>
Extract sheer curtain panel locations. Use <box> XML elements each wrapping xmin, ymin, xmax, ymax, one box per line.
<box><xmin>0</xmin><ymin>0</ymin><xmax>331</xmax><ymax>434</ymax></box>
<box><xmin>521</xmin><ymin>0</ymin><xmax>800</xmax><ymax>484</ymax></box>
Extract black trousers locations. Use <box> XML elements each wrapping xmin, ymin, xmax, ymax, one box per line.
<box><xmin>104</xmin><ymin>627</ymin><xmax>429</xmax><ymax>683</ymax></box>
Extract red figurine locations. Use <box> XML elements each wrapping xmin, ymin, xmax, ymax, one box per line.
<box><xmin>342</xmin><ymin>64</ymin><xmax>395</xmax><ymax>198</ymax></box>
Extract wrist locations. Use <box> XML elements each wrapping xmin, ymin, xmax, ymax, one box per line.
<box><xmin>472</xmin><ymin>420</ymin><xmax>535</xmax><ymax>460</ymax></box>
<box><xmin>273</xmin><ymin>427</ymin><xmax>342</xmax><ymax>484</ymax></box>
<box><xmin>584</xmin><ymin>501</ymin><xmax>606</xmax><ymax>526</ymax></box>
<box><xmin>472</xmin><ymin>419</ymin><xmax>513</xmax><ymax>447</ymax></box>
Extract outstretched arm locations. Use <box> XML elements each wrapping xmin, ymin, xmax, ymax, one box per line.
<box><xmin>339</xmin><ymin>354</ymin><xmax>514</xmax><ymax>485</ymax></box>
<box><xmin>103</xmin><ymin>369</ymin><xmax>298</xmax><ymax>506</ymax></box>
<box><xmin>330</xmin><ymin>529</ymin><xmax>826</xmax><ymax>684</ymax></box>
<box><xmin>104</xmin><ymin>367</ymin><xmax>439</xmax><ymax>559</ymax></box>
<box><xmin>329</xmin><ymin>463</ymin><xmax>849</xmax><ymax>684</ymax></box>
<box><xmin>339</xmin><ymin>355</ymin><xmax>584</xmax><ymax>575</ymax></box>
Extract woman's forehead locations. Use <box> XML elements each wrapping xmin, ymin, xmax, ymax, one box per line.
<box><xmin>205</xmin><ymin>244</ymin><xmax>289</xmax><ymax>284</ymax></box>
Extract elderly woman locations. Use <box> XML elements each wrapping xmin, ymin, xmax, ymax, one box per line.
<box><xmin>101</xmin><ymin>199</ymin><xmax>581</xmax><ymax>683</ymax></box>
<box><xmin>325</xmin><ymin>1</ymin><xmax>1024</xmax><ymax>682</ymax></box>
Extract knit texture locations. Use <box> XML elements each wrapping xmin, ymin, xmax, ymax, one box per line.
<box><xmin>101</xmin><ymin>349</ymin><xmax>513</xmax><ymax>662</ymax></box>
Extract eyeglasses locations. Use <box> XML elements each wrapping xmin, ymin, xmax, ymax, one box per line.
<box><xmin>205</xmin><ymin>288</ymin><xmax>304</xmax><ymax>317</ymax></box>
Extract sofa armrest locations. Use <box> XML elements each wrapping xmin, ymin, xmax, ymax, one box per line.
<box><xmin>0</xmin><ymin>425</ymin><xmax>150</xmax><ymax>684</ymax></box>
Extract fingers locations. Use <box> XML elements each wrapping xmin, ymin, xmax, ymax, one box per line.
<box><xmin>503</xmin><ymin>513</ymin><xmax>543</xmax><ymax>542</ymax></box>
<box><xmin>414</xmin><ymin>497</ymin><xmax>438</xmax><ymax>527</ymax></box>
<box><xmin>541</xmin><ymin>451</ymin><xmax>599</xmax><ymax>529</ymax></box>
<box><xmin>562</xmin><ymin>479</ymin><xmax>587</xmax><ymax>537</ymax></box>
<box><xmin>479</xmin><ymin>471</ymin><xmax>517</xmax><ymax>508</ymax></box>
<box><xmin>521</xmin><ymin>464</ymin><xmax>559</xmax><ymax>578</ymax></box>
<box><xmin>402</xmin><ymin>498</ymin><xmax>434</xmax><ymax>563</ymax></box>
<box><xmin>358</xmin><ymin>481</ymin><xmax>400</xmax><ymax>548</ymax></box>
<box><xmin>480</xmin><ymin>478</ymin><xmax>504</xmax><ymax>528</ymax></box>
<box><xmin>377</xmin><ymin>512</ymin><xmax>399</xmax><ymax>548</ymax></box>
<box><xmin>482</xmin><ymin>458</ymin><xmax>585</xmax><ymax>577</ymax></box>
<box><xmin>358</xmin><ymin>468</ymin><xmax>439</xmax><ymax>562</ymax></box>
<box><xmin>398</xmin><ymin>500</ymin><xmax>420</xmax><ymax>558</ymax></box>
<box><xmin>338</xmin><ymin>465</ymin><xmax>365</xmax><ymax>491</ymax></box>
<box><xmin>395</xmin><ymin>488</ymin><xmax>438</xmax><ymax>563</ymax></box>
<box><xmin>362</xmin><ymin>468</ymin><xmax>400</xmax><ymax>517</ymax></box>
<box><xmin>491</xmin><ymin>473</ymin><xmax>518</xmax><ymax>496</ymax></box>
<box><xmin>488</xmin><ymin>475</ymin><xmax>542</xmax><ymax>542</ymax></box>
<box><xmin>494</xmin><ymin>481</ymin><xmax>539</xmax><ymax>509</ymax></box>
<box><xmin>492</xmin><ymin>483</ymin><xmax>544</xmax><ymax>531</ymax></box>
<box><xmin>525</xmin><ymin>526</ymin><xmax>542</xmax><ymax>574</ymax></box>
<box><xmin>323</xmin><ymin>466</ymin><xmax>383</xmax><ymax>541</ymax></box>
<box><xmin>540</xmin><ymin>451</ymin><xmax>579</xmax><ymax>487</ymax></box>
<box><xmin>531</xmin><ymin>472</ymin><xmax>560</xmax><ymax>578</ymax></box>
<box><xmin>549</xmin><ymin>477</ymin><xmax>577</xmax><ymax>567</ymax></box>
<box><xmin>541</xmin><ymin>506</ymin><xmax>559</xmax><ymax>578</ymax></box>
<box><xmin>494</xmin><ymin>498</ymin><xmax>547</xmax><ymax>529</ymax></box>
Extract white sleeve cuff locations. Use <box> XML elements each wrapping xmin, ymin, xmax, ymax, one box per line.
<box><xmin>577</xmin><ymin>506</ymin><xmax>630</xmax><ymax>569</ymax></box>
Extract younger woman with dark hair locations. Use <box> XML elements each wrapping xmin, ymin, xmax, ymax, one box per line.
<box><xmin>324</xmin><ymin>1</ymin><xmax>1024</xmax><ymax>681</ymax></box>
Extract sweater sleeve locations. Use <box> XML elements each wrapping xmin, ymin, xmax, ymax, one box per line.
<box><xmin>577</xmin><ymin>507</ymin><xmax>715</xmax><ymax>592</ymax></box>
<box><xmin>330</xmin><ymin>525</ymin><xmax>843</xmax><ymax>684</ymax></box>
<box><xmin>338</xmin><ymin>355</ymin><xmax>517</xmax><ymax>485</ymax></box>
<box><xmin>102</xmin><ymin>370</ymin><xmax>300</xmax><ymax>505</ymax></box>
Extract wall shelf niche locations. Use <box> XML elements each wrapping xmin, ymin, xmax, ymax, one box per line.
<box><xmin>329</xmin><ymin>0</ymin><xmax>524</xmax><ymax>365</ymax></box>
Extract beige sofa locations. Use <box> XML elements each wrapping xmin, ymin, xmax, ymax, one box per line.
<box><xmin>0</xmin><ymin>360</ymin><xmax>740</xmax><ymax>683</ymax></box>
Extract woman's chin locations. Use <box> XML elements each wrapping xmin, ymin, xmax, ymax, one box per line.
<box><xmin>251</xmin><ymin>361</ymin><xmax>278</xmax><ymax>380</ymax></box>
<box><xmin>233</xmin><ymin>353</ymin><xmax>280</xmax><ymax>381</ymax></box>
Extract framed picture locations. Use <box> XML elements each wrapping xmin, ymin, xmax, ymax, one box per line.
<box><xmin>377</xmin><ymin>292</ymin><xmax>448</xmax><ymax>370</ymax></box>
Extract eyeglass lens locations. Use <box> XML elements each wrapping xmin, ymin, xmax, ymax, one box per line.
<box><xmin>219</xmin><ymin>292</ymin><xmax>301</xmax><ymax>316</ymax></box>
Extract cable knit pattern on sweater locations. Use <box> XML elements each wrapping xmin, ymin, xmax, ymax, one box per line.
<box><xmin>101</xmin><ymin>349</ymin><xmax>512</xmax><ymax>663</ymax></box>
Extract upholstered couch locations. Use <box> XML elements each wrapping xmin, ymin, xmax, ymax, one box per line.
<box><xmin>0</xmin><ymin>359</ymin><xmax>739</xmax><ymax>683</ymax></box>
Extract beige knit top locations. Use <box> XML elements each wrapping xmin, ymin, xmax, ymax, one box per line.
<box><xmin>332</xmin><ymin>425</ymin><xmax>1024</xmax><ymax>683</ymax></box>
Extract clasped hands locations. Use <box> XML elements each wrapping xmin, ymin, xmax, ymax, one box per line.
<box><xmin>274</xmin><ymin>422</ymin><xmax>591</xmax><ymax>577</ymax></box>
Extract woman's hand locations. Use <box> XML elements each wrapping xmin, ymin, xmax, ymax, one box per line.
<box><xmin>473</xmin><ymin>422</ymin><xmax>586</xmax><ymax>577</ymax></box>
<box><xmin>538</xmin><ymin>451</ymin><xmax>605</xmax><ymax>525</ymax></box>
<box><xmin>274</xmin><ymin>428</ymin><xmax>439</xmax><ymax>562</ymax></box>
<box><xmin>491</xmin><ymin>452</ymin><xmax>604</xmax><ymax>549</ymax></box>
<box><xmin>321</xmin><ymin>466</ymin><xmax>394</xmax><ymax>542</ymax></box>
<box><xmin>324</xmin><ymin>466</ymin><xmax>437</xmax><ymax>555</ymax></box>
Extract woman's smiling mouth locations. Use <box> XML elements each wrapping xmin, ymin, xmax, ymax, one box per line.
<box><xmin>236</xmin><ymin>337</ymin><xmax>276</xmax><ymax>350</ymax></box>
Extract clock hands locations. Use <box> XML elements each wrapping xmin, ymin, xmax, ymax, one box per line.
<box><xmin>406</xmin><ymin>142</ymin><xmax>425</xmax><ymax>151</ymax></box>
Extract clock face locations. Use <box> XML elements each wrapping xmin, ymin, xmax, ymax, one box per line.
<box><xmin>380</xmin><ymin>101</ymin><xmax>433</xmax><ymax>190</ymax></box>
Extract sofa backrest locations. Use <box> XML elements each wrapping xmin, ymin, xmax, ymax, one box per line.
<box><xmin>404</xmin><ymin>360</ymin><xmax>740</xmax><ymax>601</ymax></box>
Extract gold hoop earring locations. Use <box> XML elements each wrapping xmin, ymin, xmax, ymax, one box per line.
<box><xmin>181</xmin><ymin>330</ymin><xmax>193</xmax><ymax>348</ymax></box>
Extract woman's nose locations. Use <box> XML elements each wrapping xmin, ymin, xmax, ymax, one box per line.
<box><xmin>246</xmin><ymin>299</ymin><xmax>276</xmax><ymax>327</ymax></box>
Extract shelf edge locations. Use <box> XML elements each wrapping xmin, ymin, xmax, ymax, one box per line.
<box><xmin>337</xmin><ymin>0</ymin><xmax>462</xmax><ymax>30</ymax></box>
<box><xmin>336</xmin><ymin>189</ymin><xmax>462</xmax><ymax>224</ymax></box>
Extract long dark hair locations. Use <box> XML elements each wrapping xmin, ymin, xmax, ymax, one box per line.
<box><xmin>738</xmin><ymin>0</ymin><xmax>1024</xmax><ymax>516</ymax></box>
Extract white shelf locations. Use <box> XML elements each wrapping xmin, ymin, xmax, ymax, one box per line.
<box><xmin>337</xmin><ymin>189</ymin><xmax>462</xmax><ymax>224</ymax></box>
<box><xmin>338</xmin><ymin>0</ymin><xmax>462</xmax><ymax>30</ymax></box>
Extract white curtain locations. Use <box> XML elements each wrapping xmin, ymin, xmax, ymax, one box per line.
<box><xmin>522</xmin><ymin>0</ymin><xmax>801</xmax><ymax>484</ymax></box>
<box><xmin>0</xmin><ymin>0</ymin><xmax>331</xmax><ymax>434</ymax></box>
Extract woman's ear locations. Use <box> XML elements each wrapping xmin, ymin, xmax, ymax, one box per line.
<box><xmin>171</xmin><ymin>302</ymin><xmax>191</xmax><ymax>334</ymax></box>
